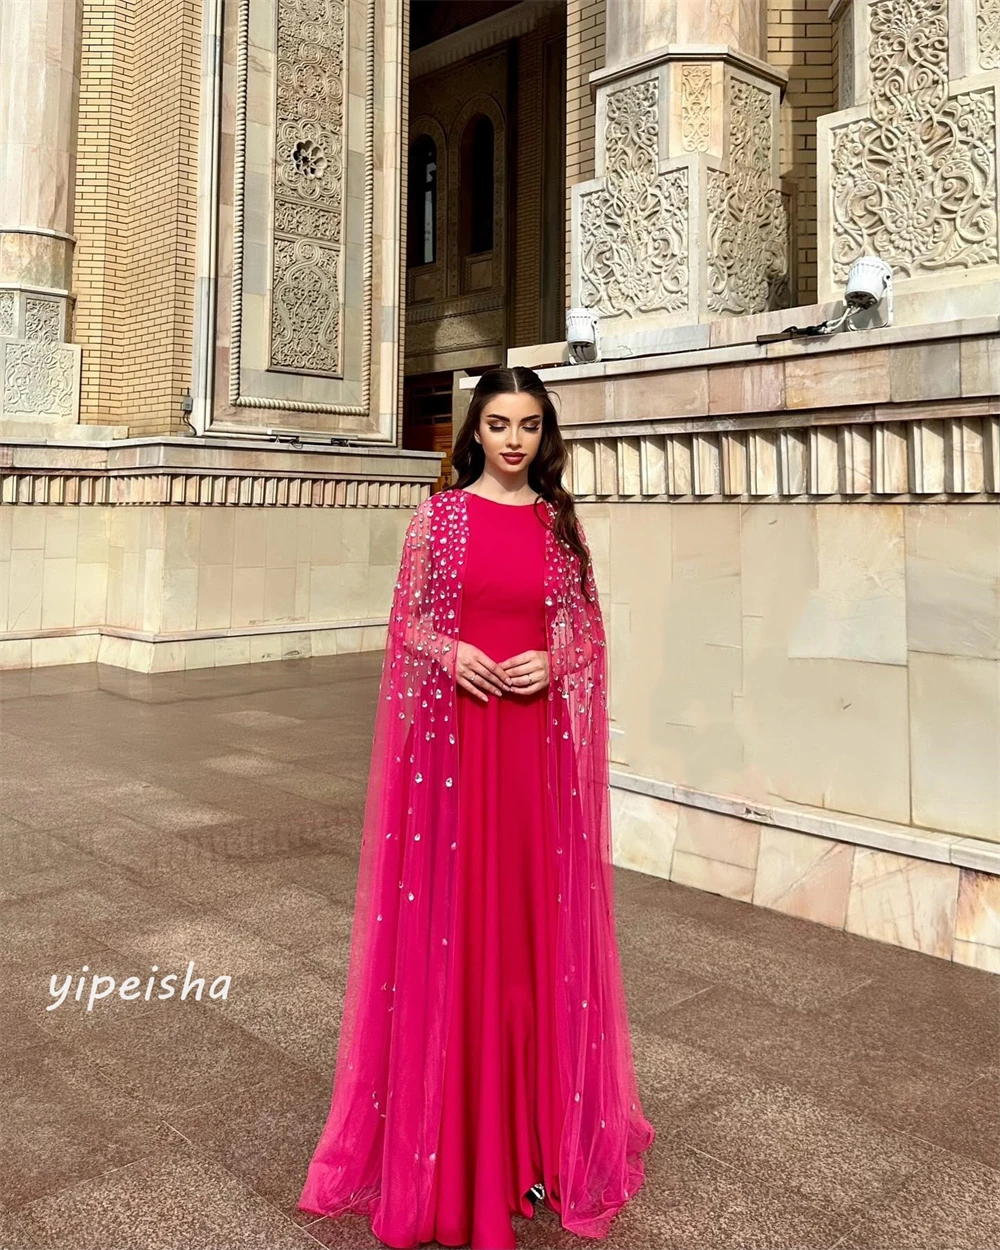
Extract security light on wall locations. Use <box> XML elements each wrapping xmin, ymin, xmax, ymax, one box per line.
<box><xmin>757</xmin><ymin>254</ymin><xmax>894</xmax><ymax>344</ymax></box>
<box><xmin>842</xmin><ymin>256</ymin><xmax>894</xmax><ymax>327</ymax></box>
<box><xmin>567</xmin><ymin>307</ymin><xmax>600</xmax><ymax>364</ymax></box>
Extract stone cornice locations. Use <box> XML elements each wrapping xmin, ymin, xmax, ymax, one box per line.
<box><xmin>589</xmin><ymin>44</ymin><xmax>789</xmax><ymax>94</ymax></box>
<box><xmin>409</xmin><ymin>0</ymin><xmax>562</xmax><ymax>80</ymax></box>
<box><xmin>0</xmin><ymin>226</ymin><xmax>77</xmax><ymax>244</ymax></box>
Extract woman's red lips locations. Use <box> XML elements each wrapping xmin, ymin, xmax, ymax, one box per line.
<box><xmin>502</xmin><ymin>453</ymin><xmax>524</xmax><ymax>462</ymax></box>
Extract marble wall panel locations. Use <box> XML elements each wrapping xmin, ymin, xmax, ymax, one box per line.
<box><xmin>845</xmin><ymin>847</ymin><xmax>960</xmax><ymax>958</ymax></box>
<box><xmin>910</xmin><ymin>652</ymin><xmax>1000</xmax><ymax>841</ymax></box>
<box><xmin>610</xmin><ymin>786</ymin><xmax>678</xmax><ymax>878</ymax></box>
<box><xmin>753</xmin><ymin>826</ymin><xmax>855</xmax><ymax>928</ymax></box>
<box><xmin>905</xmin><ymin>506</ymin><xmax>1000</xmax><ymax>661</ymax></box>
<box><xmin>787</xmin><ymin>506</ymin><xmax>906</xmax><ymax>666</ymax></box>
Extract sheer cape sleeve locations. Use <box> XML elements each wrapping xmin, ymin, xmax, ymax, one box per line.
<box><xmin>298</xmin><ymin>493</ymin><xmax>464</xmax><ymax>1239</ymax></box>
<box><xmin>542</xmin><ymin>507</ymin><xmax>655</xmax><ymax>1230</ymax></box>
<box><xmin>389</xmin><ymin>495</ymin><xmax>459</xmax><ymax>678</ymax></box>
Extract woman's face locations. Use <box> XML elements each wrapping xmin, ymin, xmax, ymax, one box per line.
<box><xmin>474</xmin><ymin>391</ymin><xmax>544</xmax><ymax>480</ymax></box>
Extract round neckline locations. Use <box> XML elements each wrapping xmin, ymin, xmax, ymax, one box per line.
<box><xmin>459</xmin><ymin>488</ymin><xmax>541</xmax><ymax>509</ymax></box>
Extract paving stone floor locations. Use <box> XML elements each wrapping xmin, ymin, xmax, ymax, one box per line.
<box><xmin>1</xmin><ymin>656</ymin><xmax>998</xmax><ymax>1250</ymax></box>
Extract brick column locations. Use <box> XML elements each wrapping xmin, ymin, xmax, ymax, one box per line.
<box><xmin>0</xmin><ymin>0</ymin><xmax>83</xmax><ymax>427</ymax></box>
<box><xmin>570</xmin><ymin>0</ymin><xmax>791</xmax><ymax>351</ymax></box>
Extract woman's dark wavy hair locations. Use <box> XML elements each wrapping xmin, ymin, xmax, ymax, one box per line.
<box><xmin>445</xmin><ymin>366</ymin><xmax>594</xmax><ymax>602</ymax></box>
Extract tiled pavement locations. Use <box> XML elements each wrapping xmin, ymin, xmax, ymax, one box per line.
<box><xmin>1</xmin><ymin>656</ymin><xmax>998</xmax><ymax>1250</ymax></box>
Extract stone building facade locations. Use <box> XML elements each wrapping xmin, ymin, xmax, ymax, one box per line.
<box><xmin>1</xmin><ymin>0</ymin><xmax>998</xmax><ymax>968</ymax></box>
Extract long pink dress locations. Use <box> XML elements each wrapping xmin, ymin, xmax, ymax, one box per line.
<box><xmin>299</xmin><ymin>485</ymin><xmax>654</xmax><ymax>1247</ymax></box>
<box><xmin>418</xmin><ymin>491</ymin><xmax>560</xmax><ymax>1250</ymax></box>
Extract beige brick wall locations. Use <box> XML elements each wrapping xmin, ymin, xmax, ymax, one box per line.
<box><xmin>564</xmin><ymin>0</ymin><xmax>605</xmax><ymax>314</ymax></box>
<box><xmin>73</xmin><ymin>0</ymin><xmax>201</xmax><ymax>436</ymax></box>
<box><xmin>74</xmin><ymin>2</ymin><xmax>129</xmax><ymax>422</ymax></box>
<box><xmin>767</xmin><ymin>0</ymin><xmax>836</xmax><ymax>304</ymax></box>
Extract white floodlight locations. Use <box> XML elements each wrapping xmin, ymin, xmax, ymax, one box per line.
<box><xmin>566</xmin><ymin>307</ymin><xmax>600</xmax><ymax>364</ymax></box>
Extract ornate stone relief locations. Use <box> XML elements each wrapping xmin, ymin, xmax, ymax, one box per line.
<box><xmin>24</xmin><ymin>298</ymin><xmax>61</xmax><ymax>343</ymax></box>
<box><xmin>579</xmin><ymin>78</ymin><xmax>689</xmax><ymax>317</ymax></box>
<box><xmin>228</xmin><ymin>0</ymin><xmax>376</xmax><ymax>418</ymax></box>
<box><xmin>829</xmin><ymin>0</ymin><xmax>998</xmax><ymax>283</ymax></box>
<box><xmin>0</xmin><ymin>292</ymin><xmax>14</xmax><ymax>338</ymax></box>
<box><xmin>706</xmin><ymin>80</ymin><xmax>790</xmax><ymax>316</ymax></box>
<box><xmin>269</xmin><ymin>0</ymin><xmax>346</xmax><ymax>375</ymax></box>
<box><xmin>680</xmin><ymin>65</ymin><xmax>712</xmax><ymax>152</ymax></box>
<box><xmin>979</xmin><ymin>0</ymin><xmax>1000</xmax><ymax>69</ymax></box>
<box><xmin>3</xmin><ymin>342</ymin><xmax>76</xmax><ymax>417</ymax></box>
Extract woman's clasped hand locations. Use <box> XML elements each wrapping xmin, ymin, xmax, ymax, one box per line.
<box><xmin>455</xmin><ymin>639</ymin><xmax>550</xmax><ymax>701</ymax></box>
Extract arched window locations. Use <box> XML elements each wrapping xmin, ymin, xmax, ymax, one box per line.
<box><xmin>460</xmin><ymin>114</ymin><xmax>494</xmax><ymax>256</ymax></box>
<box><xmin>407</xmin><ymin>135</ymin><xmax>437</xmax><ymax>267</ymax></box>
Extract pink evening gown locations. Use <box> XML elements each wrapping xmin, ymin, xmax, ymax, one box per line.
<box><xmin>417</xmin><ymin>491</ymin><xmax>561</xmax><ymax>1250</ymax></box>
<box><xmin>298</xmin><ymin>485</ymin><xmax>656</xmax><ymax>1248</ymax></box>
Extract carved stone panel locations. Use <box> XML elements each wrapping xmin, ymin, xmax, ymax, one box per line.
<box><xmin>0</xmin><ymin>292</ymin><xmax>14</xmax><ymax>338</ymax></box>
<box><xmin>211</xmin><ymin>0</ymin><xmax>399</xmax><ymax>436</ymax></box>
<box><xmin>578</xmin><ymin>78</ymin><xmax>690</xmax><ymax>318</ymax></box>
<box><xmin>819</xmin><ymin>0</ymin><xmax>999</xmax><ymax>303</ymax></box>
<box><xmin>838</xmin><ymin>5</ymin><xmax>855</xmax><ymax>107</ymax></box>
<box><xmin>269</xmin><ymin>0</ymin><xmax>346</xmax><ymax>375</ymax></box>
<box><xmin>1</xmin><ymin>341</ymin><xmax>79</xmax><ymax>419</ymax></box>
<box><xmin>680</xmin><ymin>65</ymin><xmax>712</xmax><ymax>153</ymax></box>
<box><xmin>707</xmin><ymin>78</ymin><xmax>790</xmax><ymax>316</ymax></box>
<box><xmin>24</xmin><ymin>298</ymin><xmax>62</xmax><ymax>343</ymax></box>
<box><xmin>980</xmin><ymin>0</ymin><xmax>1000</xmax><ymax>69</ymax></box>
<box><xmin>573</xmin><ymin>58</ymin><xmax>790</xmax><ymax>330</ymax></box>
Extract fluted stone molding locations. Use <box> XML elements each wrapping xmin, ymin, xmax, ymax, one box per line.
<box><xmin>571</xmin><ymin>0</ymin><xmax>791</xmax><ymax>342</ymax></box>
<box><xmin>819</xmin><ymin>0</ymin><xmax>1000</xmax><ymax>313</ymax></box>
<box><xmin>563</xmin><ymin>411</ymin><xmax>1000</xmax><ymax>502</ymax></box>
<box><xmin>0</xmin><ymin>0</ymin><xmax>83</xmax><ymax>426</ymax></box>
<box><xmin>0</xmin><ymin>438</ymin><xmax>442</xmax><ymax>508</ymax></box>
<box><xmin>0</xmin><ymin>470</ymin><xmax>433</xmax><ymax>509</ymax></box>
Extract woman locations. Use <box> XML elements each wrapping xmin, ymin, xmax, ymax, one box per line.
<box><xmin>298</xmin><ymin>366</ymin><xmax>655</xmax><ymax>1248</ymax></box>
